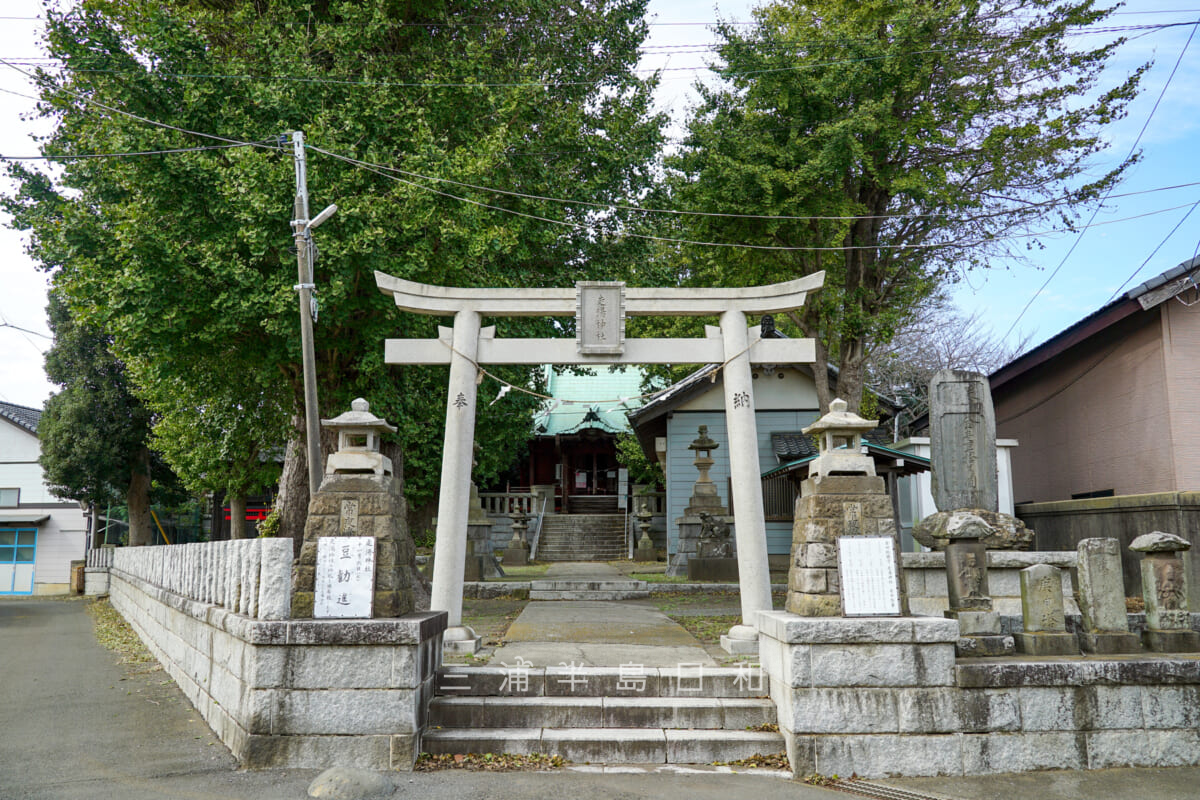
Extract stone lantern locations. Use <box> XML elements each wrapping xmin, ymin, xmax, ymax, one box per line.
<box><xmin>786</xmin><ymin>397</ymin><xmax>906</xmax><ymax>618</ymax></box>
<box><xmin>291</xmin><ymin>398</ymin><xmax>416</xmax><ymax>619</ymax></box>
<box><xmin>321</xmin><ymin>398</ymin><xmax>397</xmax><ymax>477</ymax></box>
<box><xmin>803</xmin><ymin>398</ymin><xmax>876</xmax><ymax>481</ymax></box>
<box><xmin>684</xmin><ymin>425</ymin><xmax>726</xmax><ymax>516</ymax></box>
<box><xmin>667</xmin><ymin>426</ymin><xmax>734</xmax><ymax>578</ymax></box>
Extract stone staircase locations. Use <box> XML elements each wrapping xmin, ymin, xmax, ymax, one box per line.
<box><xmin>536</xmin><ymin>514</ymin><xmax>627</xmax><ymax>562</ymax></box>
<box><xmin>424</xmin><ymin>666</ymin><xmax>785</xmax><ymax>765</ymax></box>
<box><xmin>566</xmin><ymin>495</ymin><xmax>619</xmax><ymax>514</ymax></box>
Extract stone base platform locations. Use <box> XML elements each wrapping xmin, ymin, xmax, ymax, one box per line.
<box><xmin>757</xmin><ymin>609</ymin><xmax>1200</xmax><ymax>779</ymax></box>
<box><xmin>1142</xmin><ymin>628</ymin><xmax>1200</xmax><ymax>653</ymax></box>
<box><xmin>1079</xmin><ymin>631</ymin><xmax>1142</xmax><ymax>655</ymax></box>
<box><xmin>688</xmin><ymin>557</ymin><xmax>738</xmax><ymax>582</ymax></box>
<box><xmin>1015</xmin><ymin>631</ymin><xmax>1078</xmax><ymax>656</ymax></box>
<box><xmin>956</xmin><ymin>634</ymin><xmax>1015</xmax><ymax>657</ymax></box>
<box><xmin>719</xmin><ymin>634</ymin><xmax>759</xmax><ymax>656</ymax></box>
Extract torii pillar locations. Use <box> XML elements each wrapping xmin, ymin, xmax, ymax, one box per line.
<box><xmin>376</xmin><ymin>273</ymin><xmax>824</xmax><ymax>655</ymax></box>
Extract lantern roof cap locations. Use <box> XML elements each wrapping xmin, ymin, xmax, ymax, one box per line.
<box><xmin>322</xmin><ymin>398</ymin><xmax>397</xmax><ymax>433</ymax></box>
<box><xmin>803</xmin><ymin>398</ymin><xmax>877</xmax><ymax>436</ymax></box>
<box><xmin>688</xmin><ymin>425</ymin><xmax>719</xmax><ymax>452</ymax></box>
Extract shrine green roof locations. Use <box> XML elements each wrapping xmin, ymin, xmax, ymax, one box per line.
<box><xmin>532</xmin><ymin>366</ymin><xmax>651</xmax><ymax>437</ymax></box>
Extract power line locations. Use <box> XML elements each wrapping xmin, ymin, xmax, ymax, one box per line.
<box><xmin>313</xmin><ymin>143</ymin><xmax>1197</xmax><ymax>253</ymax></box>
<box><xmin>0</xmin><ymin>321</ymin><xmax>51</xmax><ymax>338</ymax></box>
<box><xmin>0</xmin><ymin>57</ymin><xmax>281</xmax><ymax>152</ymax></box>
<box><xmin>999</xmin><ymin>18</ymin><xmax>1200</xmax><ymax>343</ymax></box>
<box><xmin>307</xmin><ymin>143</ymin><xmax>1200</xmax><ymax>227</ymax></box>
<box><xmin>3</xmin><ymin>20</ymin><xmax>1188</xmax><ymax>91</ymax></box>
<box><xmin>0</xmin><ymin>142</ymin><xmax>265</xmax><ymax>159</ymax></box>
<box><xmin>1105</xmin><ymin>198</ymin><xmax>1200</xmax><ymax>301</ymax></box>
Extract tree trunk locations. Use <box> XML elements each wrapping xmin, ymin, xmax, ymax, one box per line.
<box><xmin>838</xmin><ymin>342</ymin><xmax>868</xmax><ymax>415</ymax></box>
<box><xmin>812</xmin><ymin>336</ymin><xmax>833</xmax><ymax>415</ymax></box>
<box><xmin>126</xmin><ymin>449</ymin><xmax>154</xmax><ymax>546</ymax></box>
<box><xmin>229</xmin><ymin>493</ymin><xmax>247</xmax><ymax>539</ymax></box>
<box><xmin>276</xmin><ymin>436</ymin><xmax>310</xmax><ymax>558</ymax></box>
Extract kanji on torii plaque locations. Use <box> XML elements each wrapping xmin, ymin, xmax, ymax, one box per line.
<box><xmin>375</xmin><ymin>272</ymin><xmax>824</xmax><ymax>655</ymax></box>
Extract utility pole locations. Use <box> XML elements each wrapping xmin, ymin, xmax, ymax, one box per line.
<box><xmin>289</xmin><ymin>131</ymin><xmax>336</xmax><ymax>497</ymax></box>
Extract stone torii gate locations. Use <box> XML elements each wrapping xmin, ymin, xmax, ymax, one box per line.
<box><xmin>375</xmin><ymin>271</ymin><xmax>824</xmax><ymax>654</ymax></box>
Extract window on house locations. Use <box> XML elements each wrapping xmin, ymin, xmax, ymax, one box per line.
<box><xmin>0</xmin><ymin>489</ymin><xmax>18</xmax><ymax>507</ymax></box>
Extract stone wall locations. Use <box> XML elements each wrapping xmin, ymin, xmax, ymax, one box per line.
<box><xmin>1016</xmin><ymin>492</ymin><xmax>1200</xmax><ymax>595</ymax></box>
<box><xmin>757</xmin><ymin>611</ymin><xmax>1200</xmax><ymax>778</ymax></box>
<box><xmin>109</xmin><ymin>565</ymin><xmax>445</xmax><ymax>770</ymax></box>
<box><xmin>901</xmin><ymin>551</ymin><xmax>1078</xmax><ymax>617</ymax></box>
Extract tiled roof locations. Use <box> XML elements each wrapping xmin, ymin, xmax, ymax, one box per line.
<box><xmin>0</xmin><ymin>401</ymin><xmax>40</xmax><ymax>434</ymax></box>
<box><xmin>771</xmin><ymin>431</ymin><xmax>819</xmax><ymax>461</ymax></box>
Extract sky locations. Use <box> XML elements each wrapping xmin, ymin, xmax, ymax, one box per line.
<box><xmin>0</xmin><ymin>1</ymin><xmax>1198</xmax><ymax>410</ymax></box>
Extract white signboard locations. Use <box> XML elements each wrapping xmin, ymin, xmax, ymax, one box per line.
<box><xmin>617</xmin><ymin>468</ymin><xmax>629</xmax><ymax>510</ymax></box>
<box><xmin>314</xmin><ymin>536</ymin><xmax>376</xmax><ymax>618</ymax></box>
<box><xmin>837</xmin><ymin>536</ymin><xmax>902</xmax><ymax>617</ymax></box>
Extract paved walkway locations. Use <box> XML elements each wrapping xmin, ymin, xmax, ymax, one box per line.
<box><xmin>491</xmin><ymin>599</ymin><xmax>717</xmax><ymax>667</ymax></box>
<box><xmin>542</xmin><ymin>562</ymin><xmax>625</xmax><ymax>579</ymax></box>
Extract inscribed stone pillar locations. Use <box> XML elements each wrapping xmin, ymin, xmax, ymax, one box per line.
<box><xmin>1131</xmin><ymin>531</ymin><xmax>1200</xmax><ymax>653</ymax></box>
<box><xmin>429</xmin><ymin>309</ymin><xmax>483</xmax><ymax>653</ymax></box>
<box><xmin>1075</xmin><ymin>538</ymin><xmax>1140</xmax><ymax>654</ymax></box>
<box><xmin>928</xmin><ymin>369</ymin><xmax>998</xmax><ymax>513</ymax></box>
<box><xmin>719</xmin><ymin>310</ymin><xmax>772</xmax><ymax>653</ymax></box>
<box><xmin>1015</xmin><ymin>564</ymin><xmax>1078</xmax><ymax>656</ymax></box>
<box><xmin>943</xmin><ymin>514</ymin><xmax>1014</xmax><ymax>657</ymax></box>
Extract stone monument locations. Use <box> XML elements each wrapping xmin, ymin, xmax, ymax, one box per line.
<box><xmin>786</xmin><ymin>399</ymin><xmax>905</xmax><ymax>617</ymax></box>
<box><xmin>942</xmin><ymin>513</ymin><xmax>1014</xmax><ymax>656</ymax></box>
<box><xmin>1015</xmin><ymin>563</ymin><xmax>1078</xmax><ymax>655</ymax></box>
<box><xmin>1131</xmin><ymin>531</ymin><xmax>1199</xmax><ymax>652</ymax></box>
<box><xmin>1074</xmin><ymin>537</ymin><xmax>1141</xmax><ymax>654</ymax></box>
<box><xmin>666</xmin><ymin>427</ymin><xmax>733</xmax><ymax>577</ymax></box>
<box><xmin>292</xmin><ymin>399</ymin><xmax>418</xmax><ymax>618</ymax></box>
<box><xmin>913</xmin><ymin>369</ymin><xmax>1034</xmax><ymax>550</ymax></box>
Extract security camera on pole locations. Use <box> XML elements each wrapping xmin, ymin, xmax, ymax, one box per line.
<box><xmin>289</xmin><ymin>130</ymin><xmax>337</xmax><ymax>496</ymax></box>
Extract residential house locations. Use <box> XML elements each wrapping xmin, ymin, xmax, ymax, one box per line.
<box><xmin>989</xmin><ymin>255</ymin><xmax>1200</xmax><ymax>588</ymax></box>
<box><xmin>0</xmin><ymin>401</ymin><xmax>87</xmax><ymax>595</ymax></box>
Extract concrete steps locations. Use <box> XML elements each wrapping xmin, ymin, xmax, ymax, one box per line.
<box><xmin>537</xmin><ymin>514</ymin><xmax>627</xmax><ymax>562</ymax></box>
<box><xmin>425</xmin><ymin>666</ymin><xmax>785</xmax><ymax>765</ymax></box>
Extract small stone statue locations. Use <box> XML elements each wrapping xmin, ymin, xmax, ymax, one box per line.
<box><xmin>697</xmin><ymin>511</ymin><xmax>732</xmax><ymax>558</ymax></box>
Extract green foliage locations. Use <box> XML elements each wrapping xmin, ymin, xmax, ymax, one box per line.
<box><xmin>6</xmin><ymin>0</ymin><xmax>664</xmax><ymax>516</ymax></box>
<box><xmin>667</xmin><ymin>0</ymin><xmax>1145</xmax><ymax>412</ymax></box>
<box><xmin>614</xmin><ymin>431</ymin><xmax>662</xmax><ymax>487</ymax></box>
<box><xmin>256</xmin><ymin>507</ymin><xmax>280</xmax><ymax>538</ymax></box>
<box><xmin>37</xmin><ymin>290</ymin><xmax>178</xmax><ymax>507</ymax></box>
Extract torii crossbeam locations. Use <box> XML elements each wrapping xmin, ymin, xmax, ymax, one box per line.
<box><xmin>376</xmin><ymin>271</ymin><xmax>825</xmax><ymax>655</ymax></box>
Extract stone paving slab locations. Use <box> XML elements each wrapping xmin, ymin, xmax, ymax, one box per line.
<box><xmin>490</xmin><ymin>642</ymin><xmax>717</xmax><ymax>668</ymax></box>
<box><xmin>544</xmin><ymin>563</ymin><xmax>625</xmax><ymax>579</ymax></box>
<box><xmin>504</xmin><ymin>600</ymin><xmax>701</xmax><ymax>646</ymax></box>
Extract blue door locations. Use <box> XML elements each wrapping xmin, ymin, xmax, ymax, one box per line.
<box><xmin>0</xmin><ymin>528</ymin><xmax>37</xmax><ymax>595</ymax></box>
